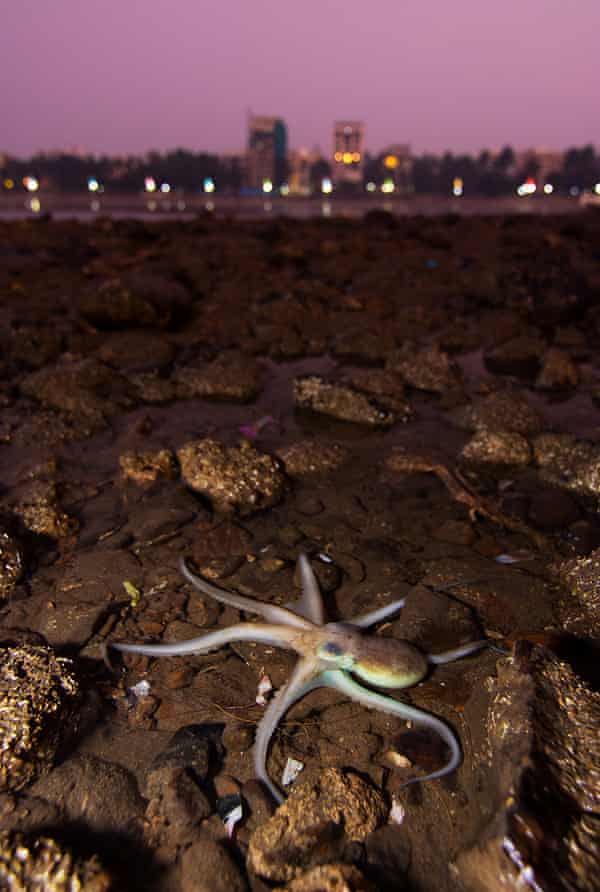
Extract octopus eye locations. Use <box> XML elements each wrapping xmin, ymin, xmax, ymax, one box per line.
<box><xmin>321</xmin><ymin>641</ymin><xmax>343</xmax><ymax>657</ymax></box>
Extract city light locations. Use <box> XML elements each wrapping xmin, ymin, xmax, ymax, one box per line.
<box><xmin>352</xmin><ymin>152</ymin><xmax>361</xmax><ymax>162</ymax></box>
<box><xmin>262</xmin><ymin>178</ymin><xmax>273</xmax><ymax>193</ymax></box>
<box><xmin>23</xmin><ymin>176</ymin><xmax>39</xmax><ymax>192</ymax></box>
<box><xmin>29</xmin><ymin>197</ymin><xmax>41</xmax><ymax>213</ymax></box>
<box><xmin>543</xmin><ymin>183</ymin><xmax>554</xmax><ymax>194</ymax></box>
<box><xmin>203</xmin><ymin>177</ymin><xmax>215</xmax><ymax>193</ymax></box>
<box><xmin>3</xmin><ymin>178</ymin><xmax>14</xmax><ymax>189</ymax></box>
<box><xmin>144</xmin><ymin>176</ymin><xmax>157</xmax><ymax>193</ymax></box>
<box><xmin>366</xmin><ymin>181</ymin><xmax>376</xmax><ymax>192</ymax></box>
<box><xmin>517</xmin><ymin>178</ymin><xmax>536</xmax><ymax>197</ymax></box>
<box><xmin>381</xmin><ymin>179</ymin><xmax>395</xmax><ymax>194</ymax></box>
<box><xmin>280</xmin><ymin>184</ymin><xmax>290</xmax><ymax>196</ymax></box>
<box><xmin>452</xmin><ymin>177</ymin><xmax>463</xmax><ymax>197</ymax></box>
<box><xmin>342</xmin><ymin>152</ymin><xmax>353</xmax><ymax>164</ymax></box>
<box><xmin>569</xmin><ymin>186</ymin><xmax>580</xmax><ymax>196</ymax></box>
<box><xmin>334</xmin><ymin>152</ymin><xmax>342</xmax><ymax>162</ymax></box>
<box><xmin>594</xmin><ymin>183</ymin><xmax>600</xmax><ymax>195</ymax></box>
<box><xmin>384</xmin><ymin>155</ymin><xmax>398</xmax><ymax>170</ymax></box>
<box><xmin>321</xmin><ymin>178</ymin><xmax>333</xmax><ymax>194</ymax></box>
<box><xmin>87</xmin><ymin>177</ymin><xmax>100</xmax><ymax>193</ymax></box>
<box><xmin>160</xmin><ymin>182</ymin><xmax>171</xmax><ymax>193</ymax></box>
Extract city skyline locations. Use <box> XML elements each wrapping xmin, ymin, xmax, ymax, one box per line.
<box><xmin>2</xmin><ymin>0</ymin><xmax>598</xmax><ymax>158</ymax></box>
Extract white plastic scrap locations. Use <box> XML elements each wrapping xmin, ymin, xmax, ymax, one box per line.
<box><xmin>128</xmin><ymin>680</ymin><xmax>151</xmax><ymax>698</ymax></box>
<box><xmin>256</xmin><ymin>674</ymin><xmax>273</xmax><ymax>706</ymax></box>
<box><xmin>223</xmin><ymin>802</ymin><xmax>243</xmax><ymax>838</ymax></box>
<box><xmin>388</xmin><ymin>797</ymin><xmax>405</xmax><ymax>825</ymax></box>
<box><xmin>281</xmin><ymin>757</ymin><xmax>305</xmax><ymax>787</ymax></box>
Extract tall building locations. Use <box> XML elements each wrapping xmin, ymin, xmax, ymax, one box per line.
<box><xmin>246</xmin><ymin>116</ymin><xmax>287</xmax><ymax>190</ymax></box>
<box><xmin>380</xmin><ymin>144</ymin><xmax>413</xmax><ymax>193</ymax></box>
<box><xmin>332</xmin><ymin>121</ymin><xmax>364</xmax><ymax>186</ymax></box>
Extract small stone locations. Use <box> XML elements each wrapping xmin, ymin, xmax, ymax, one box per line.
<box><xmin>178</xmin><ymin>438</ymin><xmax>285</xmax><ymax>516</ymax></box>
<box><xmin>14</xmin><ymin>479</ymin><xmax>77</xmax><ymax>539</ymax></box>
<box><xmin>450</xmin><ymin>391</ymin><xmax>544</xmax><ymax>436</ymax></box>
<box><xmin>119</xmin><ymin>448</ymin><xmax>178</xmax><ymax>484</ymax></box>
<box><xmin>275</xmin><ymin>863</ymin><xmax>378</xmax><ymax>892</ymax></box>
<box><xmin>431</xmin><ymin>520</ymin><xmax>476</xmax><ymax>546</ymax></box>
<box><xmin>483</xmin><ymin>335</ymin><xmax>546</xmax><ymax>378</ymax></box>
<box><xmin>222</xmin><ymin>723</ymin><xmax>255</xmax><ymax>753</ymax></box>
<box><xmin>180</xmin><ymin>835</ymin><xmax>248</xmax><ymax>892</ymax></box>
<box><xmin>387</xmin><ymin>344</ymin><xmax>461</xmax><ymax>393</ymax></box>
<box><xmin>553</xmin><ymin>547</ymin><xmax>600</xmax><ymax>636</ymax></box>
<box><xmin>214</xmin><ymin>774</ymin><xmax>241</xmax><ymax>798</ymax></box>
<box><xmin>535</xmin><ymin>347</ymin><xmax>579</xmax><ymax>390</ymax></box>
<box><xmin>0</xmin><ymin>645</ymin><xmax>80</xmax><ymax>792</ymax></box>
<box><xmin>460</xmin><ymin>429</ymin><xmax>532</xmax><ymax>467</ymax></box>
<box><xmin>532</xmin><ymin>433</ymin><xmax>600</xmax><ymax>500</ymax></box>
<box><xmin>277</xmin><ymin>441</ymin><xmax>350</xmax><ymax>477</ymax></box>
<box><xmin>175</xmin><ymin>352</ymin><xmax>264</xmax><ymax>403</ymax></box>
<box><xmin>294</xmin><ymin>376</ymin><xmax>396</xmax><ymax>427</ymax></box>
<box><xmin>247</xmin><ymin>769</ymin><xmax>387</xmax><ymax>882</ymax></box>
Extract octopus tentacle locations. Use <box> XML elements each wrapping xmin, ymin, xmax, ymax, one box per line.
<box><xmin>349</xmin><ymin>598</ymin><xmax>406</xmax><ymax>628</ymax></box>
<box><xmin>111</xmin><ymin>622</ymin><xmax>298</xmax><ymax>658</ymax></box>
<box><xmin>428</xmin><ymin>640</ymin><xmax>489</xmax><ymax>665</ymax></box>
<box><xmin>285</xmin><ymin>553</ymin><xmax>326</xmax><ymax>625</ymax></box>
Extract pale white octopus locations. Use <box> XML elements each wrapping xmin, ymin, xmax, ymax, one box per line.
<box><xmin>111</xmin><ymin>554</ymin><xmax>488</xmax><ymax>803</ymax></box>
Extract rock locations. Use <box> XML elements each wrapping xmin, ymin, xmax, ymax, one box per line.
<box><xmin>36</xmin><ymin>601</ymin><xmax>110</xmax><ymax>649</ymax></box>
<box><xmin>119</xmin><ymin>448</ymin><xmax>179</xmax><ymax>484</ymax></box>
<box><xmin>276</xmin><ymin>441</ymin><xmax>350</xmax><ymax>477</ymax></box>
<box><xmin>178</xmin><ymin>439</ymin><xmax>286</xmax><ymax>516</ymax></box>
<box><xmin>13</xmin><ymin>478</ymin><xmax>77</xmax><ymax>539</ymax></box>
<box><xmin>387</xmin><ymin>344</ymin><xmax>461</xmax><ymax>393</ymax></box>
<box><xmin>332</xmin><ymin>328</ymin><xmax>396</xmax><ymax>364</ymax></box>
<box><xmin>553</xmin><ymin>547</ymin><xmax>600</xmax><ymax>636</ymax></box>
<box><xmin>131</xmin><ymin>370</ymin><xmax>179</xmax><ymax>404</ymax></box>
<box><xmin>145</xmin><ymin>762</ymin><xmax>213</xmax><ymax>849</ymax></box>
<box><xmin>456</xmin><ymin>643</ymin><xmax>600</xmax><ymax>892</ymax></box>
<box><xmin>294</xmin><ymin>376</ymin><xmax>396</xmax><ymax>427</ymax></box>
<box><xmin>535</xmin><ymin>347</ymin><xmax>579</xmax><ymax>390</ymax></box>
<box><xmin>0</xmin><ymin>645</ymin><xmax>80</xmax><ymax>792</ymax></box>
<box><xmin>483</xmin><ymin>335</ymin><xmax>546</xmax><ymax>378</ymax></box>
<box><xmin>175</xmin><ymin>352</ymin><xmax>264</xmax><ymax>402</ymax></box>
<box><xmin>96</xmin><ymin>329</ymin><xmax>175</xmax><ymax>372</ymax></box>
<box><xmin>0</xmin><ymin>832</ymin><xmax>112</xmax><ymax>892</ymax></box>
<box><xmin>450</xmin><ymin>391</ymin><xmax>544</xmax><ymax>436</ymax></box>
<box><xmin>274</xmin><ymin>863</ymin><xmax>378</xmax><ymax>892</ymax></box>
<box><xmin>431</xmin><ymin>520</ymin><xmax>476</xmax><ymax>546</ymax></box>
<box><xmin>0</xmin><ymin>530</ymin><xmax>23</xmax><ymax>599</ymax></box>
<box><xmin>31</xmin><ymin>754</ymin><xmax>144</xmax><ymax>839</ymax></box>
<box><xmin>532</xmin><ymin>433</ymin><xmax>600</xmax><ymax>500</ymax></box>
<box><xmin>247</xmin><ymin>769</ymin><xmax>387</xmax><ymax>882</ymax></box>
<box><xmin>80</xmin><ymin>272</ymin><xmax>191</xmax><ymax>330</ymax></box>
<box><xmin>527</xmin><ymin>488</ymin><xmax>579</xmax><ymax>530</ymax></box>
<box><xmin>181</xmin><ymin>836</ymin><xmax>248</xmax><ymax>892</ymax></box>
<box><xmin>460</xmin><ymin>429</ymin><xmax>532</xmax><ymax>467</ymax></box>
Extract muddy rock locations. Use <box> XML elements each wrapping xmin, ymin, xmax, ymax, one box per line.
<box><xmin>119</xmin><ymin>447</ymin><xmax>179</xmax><ymax>484</ymax></box>
<box><xmin>13</xmin><ymin>478</ymin><xmax>77</xmax><ymax>539</ymax></box>
<box><xmin>20</xmin><ymin>357</ymin><xmax>136</xmax><ymax>421</ymax></box>
<box><xmin>450</xmin><ymin>390</ymin><xmax>544</xmax><ymax>436</ymax></box>
<box><xmin>386</xmin><ymin>344</ymin><xmax>461</xmax><ymax>393</ymax></box>
<box><xmin>178</xmin><ymin>438</ymin><xmax>286</xmax><ymax>515</ymax></box>
<box><xmin>247</xmin><ymin>769</ymin><xmax>387</xmax><ymax>882</ymax></box>
<box><xmin>277</xmin><ymin>441</ymin><xmax>349</xmax><ymax>477</ymax></box>
<box><xmin>96</xmin><ymin>329</ymin><xmax>175</xmax><ymax>372</ymax></box>
<box><xmin>532</xmin><ymin>433</ymin><xmax>600</xmax><ymax>500</ymax></box>
<box><xmin>0</xmin><ymin>530</ymin><xmax>23</xmax><ymax>599</ymax></box>
<box><xmin>535</xmin><ymin>346</ymin><xmax>579</xmax><ymax>390</ymax></box>
<box><xmin>0</xmin><ymin>832</ymin><xmax>112</xmax><ymax>892</ymax></box>
<box><xmin>181</xmin><ymin>835</ymin><xmax>248</xmax><ymax>892</ymax></box>
<box><xmin>553</xmin><ymin>547</ymin><xmax>600</xmax><ymax>636</ymax></box>
<box><xmin>294</xmin><ymin>376</ymin><xmax>396</xmax><ymax>427</ymax></box>
<box><xmin>175</xmin><ymin>352</ymin><xmax>264</xmax><ymax>402</ymax></box>
<box><xmin>332</xmin><ymin>328</ymin><xmax>397</xmax><ymax>364</ymax></box>
<box><xmin>130</xmin><ymin>369</ymin><xmax>179</xmax><ymax>404</ymax></box>
<box><xmin>460</xmin><ymin>429</ymin><xmax>532</xmax><ymax>467</ymax></box>
<box><xmin>144</xmin><ymin>763</ymin><xmax>212</xmax><ymax>849</ymax></box>
<box><xmin>457</xmin><ymin>643</ymin><xmax>600</xmax><ymax>892</ymax></box>
<box><xmin>275</xmin><ymin>863</ymin><xmax>378</xmax><ymax>892</ymax></box>
<box><xmin>9</xmin><ymin>326</ymin><xmax>63</xmax><ymax>370</ymax></box>
<box><xmin>483</xmin><ymin>335</ymin><xmax>547</xmax><ymax>378</ymax></box>
<box><xmin>0</xmin><ymin>645</ymin><xmax>80</xmax><ymax>792</ymax></box>
<box><xmin>348</xmin><ymin>369</ymin><xmax>413</xmax><ymax>419</ymax></box>
<box><xmin>80</xmin><ymin>273</ymin><xmax>192</xmax><ymax>330</ymax></box>
<box><xmin>31</xmin><ymin>754</ymin><xmax>144</xmax><ymax>839</ymax></box>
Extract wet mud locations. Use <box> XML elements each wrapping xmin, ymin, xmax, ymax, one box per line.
<box><xmin>0</xmin><ymin>212</ymin><xmax>599</xmax><ymax>890</ymax></box>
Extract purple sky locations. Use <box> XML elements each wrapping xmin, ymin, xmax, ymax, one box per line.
<box><xmin>2</xmin><ymin>0</ymin><xmax>597</xmax><ymax>157</ymax></box>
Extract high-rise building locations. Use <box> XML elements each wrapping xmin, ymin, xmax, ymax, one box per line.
<box><xmin>246</xmin><ymin>116</ymin><xmax>287</xmax><ymax>190</ymax></box>
<box><xmin>332</xmin><ymin>121</ymin><xmax>364</xmax><ymax>186</ymax></box>
<box><xmin>380</xmin><ymin>144</ymin><xmax>413</xmax><ymax>193</ymax></box>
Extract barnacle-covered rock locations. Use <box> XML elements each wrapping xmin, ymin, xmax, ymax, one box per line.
<box><xmin>553</xmin><ymin>547</ymin><xmax>600</xmax><ymax>636</ymax></box>
<box><xmin>13</xmin><ymin>479</ymin><xmax>77</xmax><ymax>539</ymax></box>
<box><xmin>20</xmin><ymin>358</ymin><xmax>135</xmax><ymax>421</ymax></box>
<box><xmin>460</xmin><ymin>429</ymin><xmax>532</xmax><ymax>467</ymax></box>
<box><xmin>175</xmin><ymin>352</ymin><xmax>264</xmax><ymax>402</ymax></box>
<box><xmin>294</xmin><ymin>376</ymin><xmax>396</xmax><ymax>427</ymax></box>
<box><xmin>0</xmin><ymin>530</ymin><xmax>23</xmax><ymax>599</ymax></box>
<box><xmin>0</xmin><ymin>645</ymin><xmax>80</xmax><ymax>792</ymax></box>
<box><xmin>178</xmin><ymin>438</ymin><xmax>285</xmax><ymax>516</ymax></box>
<box><xmin>277</xmin><ymin>441</ymin><xmax>349</xmax><ymax>477</ymax></box>
<box><xmin>450</xmin><ymin>390</ymin><xmax>544</xmax><ymax>436</ymax></box>
<box><xmin>248</xmin><ymin>769</ymin><xmax>386</xmax><ymax>882</ymax></box>
<box><xmin>456</xmin><ymin>644</ymin><xmax>600</xmax><ymax>892</ymax></box>
<box><xmin>0</xmin><ymin>832</ymin><xmax>112</xmax><ymax>892</ymax></box>
<box><xmin>386</xmin><ymin>344</ymin><xmax>461</xmax><ymax>393</ymax></box>
<box><xmin>532</xmin><ymin>433</ymin><xmax>600</xmax><ymax>501</ymax></box>
<box><xmin>119</xmin><ymin>448</ymin><xmax>179</xmax><ymax>485</ymax></box>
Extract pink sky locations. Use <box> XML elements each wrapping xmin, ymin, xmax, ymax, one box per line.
<box><xmin>2</xmin><ymin>0</ymin><xmax>597</xmax><ymax>157</ymax></box>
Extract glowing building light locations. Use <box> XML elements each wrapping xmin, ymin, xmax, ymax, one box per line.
<box><xmin>203</xmin><ymin>177</ymin><xmax>215</xmax><ymax>193</ymax></box>
<box><xmin>3</xmin><ymin>178</ymin><xmax>14</xmax><ymax>190</ymax></box>
<box><xmin>29</xmin><ymin>197</ymin><xmax>41</xmax><ymax>213</ymax></box>
<box><xmin>543</xmin><ymin>183</ymin><xmax>554</xmax><ymax>195</ymax></box>
<box><xmin>23</xmin><ymin>176</ymin><xmax>39</xmax><ymax>192</ymax></box>
<box><xmin>321</xmin><ymin>178</ymin><xmax>333</xmax><ymax>194</ymax></box>
<box><xmin>569</xmin><ymin>186</ymin><xmax>579</xmax><ymax>196</ymax></box>
<box><xmin>144</xmin><ymin>176</ymin><xmax>157</xmax><ymax>193</ymax></box>
<box><xmin>262</xmin><ymin>178</ymin><xmax>273</xmax><ymax>194</ymax></box>
<box><xmin>280</xmin><ymin>184</ymin><xmax>290</xmax><ymax>196</ymax></box>
<box><xmin>334</xmin><ymin>152</ymin><xmax>342</xmax><ymax>162</ymax></box>
<box><xmin>517</xmin><ymin>179</ymin><xmax>536</xmax><ymax>197</ymax></box>
<box><xmin>594</xmin><ymin>183</ymin><xmax>600</xmax><ymax>195</ymax></box>
<box><xmin>342</xmin><ymin>152</ymin><xmax>353</xmax><ymax>164</ymax></box>
<box><xmin>381</xmin><ymin>179</ymin><xmax>395</xmax><ymax>194</ymax></box>
<box><xmin>452</xmin><ymin>177</ymin><xmax>464</xmax><ymax>197</ymax></box>
<box><xmin>160</xmin><ymin>182</ymin><xmax>171</xmax><ymax>193</ymax></box>
<box><xmin>87</xmin><ymin>177</ymin><xmax>100</xmax><ymax>193</ymax></box>
<box><xmin>352</xmin><ymin>152</ymin><xmax>361</xmax><ymax>162</ymax></box>
<box><xmin>384</xmin><ymin>155</ymin><xmax>398</xmax><ymax>170</ymax></box>
<box><xmin>366</xmin><ymin>181</ymin><xmax>376</xmax><ymax>192</ymax></box>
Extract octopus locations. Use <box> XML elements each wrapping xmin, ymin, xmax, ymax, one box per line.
<box><xmin>111</xmin><ymin>554</ymin><xmax>489</xmax><ymax>803</ymax></box>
